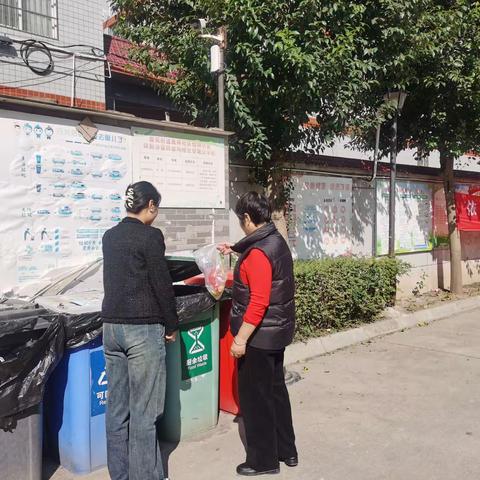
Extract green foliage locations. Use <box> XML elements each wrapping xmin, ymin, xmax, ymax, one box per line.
<box><xmin>112</xmin><ymin>0</ymin><xmax>378</xmax><ymax>200</ymax></box>
<box><xmin>350</xmin><ymin>1</ymin><xmax>480</xmax><ymax>162</ymax></box>
<box><xmin>112</xmin><ymin>0</ymin><xmax>480</xmax><ymax>215</ymax></box>
<box><xmin>294</xmin><ymin>257</ymin><xmax>409</xmax><ymax>341</ymax></box>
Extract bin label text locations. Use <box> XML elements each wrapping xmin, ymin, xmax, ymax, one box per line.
<box><xmin>181</xmin><ymin>320</ymin><xmax>212</xmax><ymax>380</ymax></box>
<box><xmin>91</xmin><ymin>349</ymin><xmax>108</xmax><ymax>417</ymax></box>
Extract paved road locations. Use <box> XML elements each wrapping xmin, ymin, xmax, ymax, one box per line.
<box><xmin>46</xmin><ymin>309</ymin><xmax>480</xmax><ymax>480</ymax></box>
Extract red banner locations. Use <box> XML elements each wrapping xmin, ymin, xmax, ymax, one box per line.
<box><xmin>455</xmin><ymin>190</ymin><xmax>480</xmax><ymax>231</ymax></box>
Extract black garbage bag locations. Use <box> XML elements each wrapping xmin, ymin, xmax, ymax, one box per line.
<box><xmin>64</xmin><ymin>286</ymin><xmax>221</xmax><ymax>346</ymax></box>
<box><xmin>55</xmin><ymin>286</ymin><xmax>216</xmax><ymax>348</ymax></box>
<box><xmin>174</xmin><ymin>285</ymin><xmax>217</xmax><ymax>323</ymax></box>
<box><xmin>38</xmin><ymin>258</ymin><xmax>203</xmax><ymax>348</ymax></box>
<box><xmin>0</xmin><ymin>261</ymin><xmax>213</xmax><ymax>429</ymax></box>
<box><xmin>0</xmin><ymin>307</ymin><xmax>65</xmax><ymax>430</ymax></box>
<box><xmin>60</xmin><ymin>312</ymin><xmax>102</xmax><ymax>349</ymax></box>
<box><xmin>57</xmin><ymin>286</ymin><xmax>220</xmax><ymax>344</ymax></box>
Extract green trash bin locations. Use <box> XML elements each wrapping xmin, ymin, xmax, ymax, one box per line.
<box><xmin>160</xmin><ymin>287</ymin><xmax>220</xmax><ymax>442</ymax></box>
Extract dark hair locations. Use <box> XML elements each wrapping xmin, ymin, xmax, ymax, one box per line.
<box><xmin>235</xmin><ymin>191</ymin><xmax>272</xmax><ymax>226</ymax></box>
<box><xmin>125</xmin><ymin>181</ymin><xmax>161</xmax><ymax>214</ymax></box>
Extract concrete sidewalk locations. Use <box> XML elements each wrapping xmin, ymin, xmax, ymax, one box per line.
<box><xmin>46</xmin><ymin>309</ymin><xmax>480</xmax><ymax>480</ymax></box>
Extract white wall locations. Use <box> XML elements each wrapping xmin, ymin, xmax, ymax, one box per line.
<box><xmin>229</xmin><ymin>163</ymin><xmax>480</xmax><ymax>297</ymax></box>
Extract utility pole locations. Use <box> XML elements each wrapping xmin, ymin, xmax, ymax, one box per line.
<box><xmin>388</xmin><ymin>112</ymin><xmax>398</xmax><ymax>257</ymax></box>
<box><xmin>217</xmin><ymin>27</ymin><xmax>226</xmax><ymax>130</ymax></box>
<box><xmin>384</xmin><ymin>91</ymin><xmax>407</xmax><ymax>257</ymax></box>
<box><xmin>200</xmin><ymin>26</ymin><xmax>227</xmax><ymax>130</ymax></box>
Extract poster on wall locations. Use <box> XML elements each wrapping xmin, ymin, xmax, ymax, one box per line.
<box><xmin>376</xmin><ymin>180</ymin><xmax>433</xmax><ymax>255</ymax></box>
<box><xmin>432</xmin><ymin>184</ymin><xmax>480</xmax><ymax>243</ymax></box>
<box><xmin>132</xmin><ymin>128</ymin><xmax>225</xmax><ymax>208</ymax></box>
<box><xmin>455</xmin><ymin>184</ymin><xmax>480</xmax><ymax>231</ymax></box>
<box><xmin>288</xmin><ymin>175</ymin><xmax>353</xmax><ymax>259</ymax></box>
<box><xmin>0</xmin><ymin>112</ymin><xmax>131</xmax><ymax>293</ymax></box>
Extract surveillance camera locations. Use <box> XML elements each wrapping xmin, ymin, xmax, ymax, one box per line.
<box><xmin>191</xmin><ymin>18</ymin><xmax>208</xmax><ymax>31</ymax></box>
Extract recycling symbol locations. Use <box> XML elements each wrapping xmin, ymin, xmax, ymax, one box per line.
<box><xmin>188</xmin><ymin>327</ymin><xmax>205</xmax><ymax>355</ymax></box>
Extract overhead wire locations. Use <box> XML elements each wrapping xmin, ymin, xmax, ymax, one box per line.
<box><xmin>9</xmin><ymin>37</ymin><xmax>107</xmax><ymax>76</ymax></box>
<box><xmin>11</xmin><ymin>38</ymin><xmax>105</xmax><ymax>57</ymax></box>
<box><xmin>0</xmin><ymin>36</ymin><xmax>109</xmax><ymax>89</ymax></box>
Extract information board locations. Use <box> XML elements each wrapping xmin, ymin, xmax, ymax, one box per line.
<box><xmin>376</xmin><ymin>180</ymin><xmax>433</xmax><ymax>255</ymax></box>
<box><xmin>132</xmin><ymin>128</ymin><xmax>225</xmax><ymax>208</ymax></box>
<box><xmin>288</xmin><ymin>175</ymin><xmax>353</xmax><ymax>259</ymax></box>
<box><xmin>0</xmin><ymin>112</ymin><xmax>132</xmax><ymax>293</ymax></box>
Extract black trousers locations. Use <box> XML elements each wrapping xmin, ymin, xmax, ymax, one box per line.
<box><xmin>238</xmin><ymin>345</ymin><xmax>297</xmax><ymax>471</ymax></box>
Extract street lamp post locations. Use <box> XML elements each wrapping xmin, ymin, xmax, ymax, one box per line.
<box><xmin>384</xmin><ymin>91</ymin><xmax>408</xmax><ymax>257</ymax></box>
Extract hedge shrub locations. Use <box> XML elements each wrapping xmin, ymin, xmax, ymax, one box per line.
<box><xmin>294</xmin><ymin>257</ymin><xmax>409</xmax><ymax>341</ymax></box>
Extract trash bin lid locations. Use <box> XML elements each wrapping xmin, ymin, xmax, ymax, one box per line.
<box><xmin>165</xmin><ymin>254</ymin><xmax>201</xmax><ymax>283</ymax></box>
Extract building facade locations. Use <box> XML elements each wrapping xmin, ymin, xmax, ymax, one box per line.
<box><xmin>0</xmin><ymin>0</ymin><xmax>107</xmax><ymax>109</ymax></box>
<box><xmin>230</xmin><ymin>142</ymin><xmax>480</xmax><ymax>297</ymax></box>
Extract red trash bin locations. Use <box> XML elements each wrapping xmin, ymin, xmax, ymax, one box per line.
<box><xmin>185</xmin><ymin>272</ymin><xmax>240</xmax><ymax>415</ymax></box>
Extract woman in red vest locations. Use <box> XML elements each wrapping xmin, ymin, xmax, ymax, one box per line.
<box><xmin>219</xmin><ymin>191</ymin><xmax>298</xmax><ymax>476</ymax></box>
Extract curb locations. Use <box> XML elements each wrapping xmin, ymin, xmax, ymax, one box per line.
<box><xmin>284</xmin><ymin>295</ymin><xmax>480</xmax><ymax>366</ymax></box>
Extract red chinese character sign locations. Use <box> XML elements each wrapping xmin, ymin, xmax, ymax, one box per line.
<box><xmin>432</xmin><ymin>184</ymin><xmax>480</xmax><ymax>242</ymax></box>
<box><xmin>288</xmin><ymin>175</ymin><xmax>353</xmax><ymax>259</ymax></box>
<box><xmin>455</xmin><ymin>185</ymin><xmax>480</xmax><ymax>231</ymax></box>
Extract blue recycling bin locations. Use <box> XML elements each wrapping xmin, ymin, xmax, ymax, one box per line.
<box><xmin>44</xmin><ymin>337</ymin><xmax>108</xmax><ymax>475</ymax></box>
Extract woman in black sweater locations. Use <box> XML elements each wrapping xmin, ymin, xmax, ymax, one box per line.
<box><xmin>102</xmin><ymin>181</ymin><xmax>177</xmax><ymax>480</ymax></box>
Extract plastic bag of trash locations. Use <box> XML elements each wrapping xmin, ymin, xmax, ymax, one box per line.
<box><xmin>193</xmin><ymin>244</ymin><xmax>228</xmax><ymax>300</ymax></box>
<box><xmin>0</xmin><ymin>307</ymin><xmax>65</xmax><ymax>429</ymax></box>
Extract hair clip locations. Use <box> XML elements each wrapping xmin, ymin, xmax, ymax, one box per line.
<box><xmin>125</xmin><ymin>187</ymin><xmax>135</xmax><ymax>208</ymax></box>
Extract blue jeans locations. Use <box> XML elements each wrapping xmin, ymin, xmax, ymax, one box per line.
<box><xmin>103</xmin><ymin>323</ymin><xmax>167</xmax><ymax>480</ymax></box>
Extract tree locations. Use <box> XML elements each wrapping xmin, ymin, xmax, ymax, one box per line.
<box><xmin>112</xmin><ymin>0</ymin><xmax>378</xmax><ymax>235</ymax></box>
<box><xmin>113</xmin><ymin>1</ymin><xmax>480</xmax><ymax>293</ymax></box>
<box><xmin>350</xmin><ymin>1</ymin><xmax>480</xmax><ymax>294</ymax></box>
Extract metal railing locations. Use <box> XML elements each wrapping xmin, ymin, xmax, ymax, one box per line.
<box><xmin>0</xmin><ymin>1</ymin><xmax>58</xmax><ymax>39</ymax></box>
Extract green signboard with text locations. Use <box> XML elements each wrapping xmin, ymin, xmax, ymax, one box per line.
<box><xmin>180</xmin><ymin>319</ymin><xmax>213</xmax><ymax>381</ymax></box>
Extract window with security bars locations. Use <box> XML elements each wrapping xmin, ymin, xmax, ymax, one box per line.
<box><xmin>0</xmin><ymin>0</ymin><xmax>58</xmax><ymax>39</ymax></box>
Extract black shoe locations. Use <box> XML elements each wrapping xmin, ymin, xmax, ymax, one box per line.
<box><xmin>280</xmin><ymin>456</ymin><xmax>298</xmax><ymax>467</ymax></box>
<box><xmin>236</xmin><ymin>463</ymin><xmax>280</xmax><ymax>476</ymax></box>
